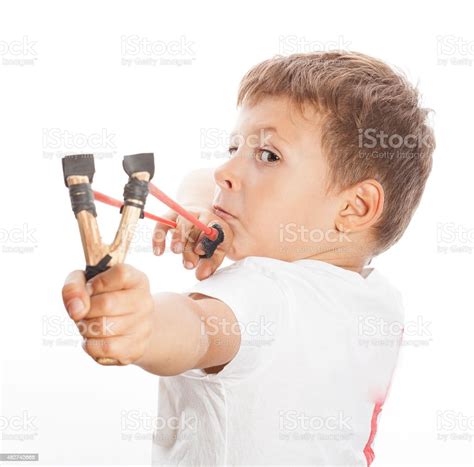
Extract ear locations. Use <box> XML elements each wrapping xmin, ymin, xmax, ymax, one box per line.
<box><xmin>335</xmin><ymin>179</ymin><xmax>384</xmax><ymax>233</ymax></box>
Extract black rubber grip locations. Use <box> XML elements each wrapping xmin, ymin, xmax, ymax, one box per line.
<box><xmin>62</xmin><ymin>154</ymin><xmax>95</xmax><ymax>186</ymax></box>
<box><xmin>122</xmin><ymin>153</ymin><xmax>155</xmax><ymax>180</ymax></box>
<box><xmin>199</xmin><ymin>224</ymin><xmax>225</xmax><ymax>259</ymax></box>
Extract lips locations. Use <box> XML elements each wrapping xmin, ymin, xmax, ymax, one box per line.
<box><xmin>213</xmin><ymin>204</ymin><xmax>236</xmax><ymax>219</ymax></box>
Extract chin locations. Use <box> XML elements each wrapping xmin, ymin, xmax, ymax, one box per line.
<box><xmin>226</xmin><ymin>243</ymin><xmax>246</xmax><ymax>261</ymax></box>
<box><xmin>226</xmin><ymin>250</ymin><xmax>243</xmax><ymax>261</ymax></box>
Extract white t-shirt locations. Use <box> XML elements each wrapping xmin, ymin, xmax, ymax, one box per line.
<box><xmin>151</xmin><ymin>256</ymin><xmax>404</xmax><ymax>466</ymax></box>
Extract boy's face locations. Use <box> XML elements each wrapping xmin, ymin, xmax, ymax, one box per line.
<box><xmin>212</xmin><ymin>95</ymin><xmax>345</xmax><ymax>262</ymax></box>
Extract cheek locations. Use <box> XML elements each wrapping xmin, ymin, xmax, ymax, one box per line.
<box><xmin>309</xmin><ymin>196</ymin><xmax>338</xmax><ymax>230</ymax></box>
<box><xmin>242</xmin><ymin>187</ymin><xmax>297</xmax><ymax>242</ymax></box>
<box><xmin>244</xmin><ymin>204</ymin><xmax>277</xmax><ymax>238</ymax></box>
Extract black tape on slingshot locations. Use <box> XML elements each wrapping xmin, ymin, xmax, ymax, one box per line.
<box><xmin>68</xmin><ymin>183</ymin><xmax>97</xmax><ymax>217</ymax></box>
<box><xmin>120</xmin><ymin>178</ymin><xmax>149</xmax><ymax>219</ymax></box>
<box><xmin>85</xmin><ymin>254</ymin><xmax>112</xmax><ymax>281</ymax></box>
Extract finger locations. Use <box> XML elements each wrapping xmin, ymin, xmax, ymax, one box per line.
<box><xmin>182</xmin><ymin>241</ymin><xmax>201</xmax><ymax>270</ymax></box>
<box><xmin>82</xmin><ymin>334</ymin><xmax>146</xmax><ymax>366</ymax></box>
<box><xmin>152</xmin><ymin>211</ymin><xmax>177</xmax><ymax>256</ymax></box>
<box><xmin>181</xmin><ymin>218</ymin><xmax>207</xmax><ymax>269</ymax></box>
<box><xmin>77</xmin><ymin>311</ymin><xmax>143</xmax><ymax>339</ymax></box>
<box><xmin>194</xmin><ymin>247</ymin><xmax>227</xmax><ymax>280</ymax></box>
<box><xmin>62</xmin><ymin>270</ymin><xmax>91</xmax><ymax>321</ymax></box>
<box><xmin>84</xmin><ymin>288</ymin><xmax>154</xmax><ymax>320</ymax></box>
<box><xmin>170</xmin><ymin>215</ymin><xmax>194</xmax><ymax>255</ymax></box>
<box><xmin>87</xmin><ymin>264</ymin><xmax>149</xmax><ymax>296</ymax></box>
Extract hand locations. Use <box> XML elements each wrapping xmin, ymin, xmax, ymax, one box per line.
<box><xmin>152</xmin><ymin>206</ymin><xmax>233</xmax><ymax>280</ymax></box>
<box><xmin>61</xmin><ymin>264</ymin><xmax>154</xmax><ymax>366</ymax></box>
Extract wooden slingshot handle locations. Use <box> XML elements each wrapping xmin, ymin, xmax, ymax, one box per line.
<box><xmin>62</xmin><ymin>153</ymin><xmax>155</xmax><ymax>366</ymax></box>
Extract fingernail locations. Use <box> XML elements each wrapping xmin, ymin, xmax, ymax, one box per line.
<box><xmin>85</xmin><ymin>281</ymin><xmax>93</xmax><ymax>296</ymax></box>
<box><xmin>184</xmin><ymin>261</ymin><xmax>194</xmax><ymax>270</ymax></box>
<box><xmin>67</xmin><ymin>298</ymin><xmax>84</xmax><ymax>319</ymax></box>
<box><xmin>153</xmin><ymin>246</ymin><xmax>162</xmax><ymax>256</ymax></box>
<box><xmin>173</xmin><ymin>242</ymin><xmax>183</xmax><ymax>254</ymax></box>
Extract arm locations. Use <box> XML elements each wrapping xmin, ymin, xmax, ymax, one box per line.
<box><xmin>62</xmin><ymin>265</ymin><xmax>241</xmax><ymax>376</ymax></box>
<box><xmin>135</xmin><ymin>291</ymin><xmax>241</xmax><ymax>376</ymax></box>
<box><xmin>175</xmin><ymin>168</ymin><xmax>216</xmax><ymax>210</ymax></box>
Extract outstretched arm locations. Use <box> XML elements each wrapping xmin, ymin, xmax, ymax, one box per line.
<box><xmin>62</xmin><ymin>264</ymin><xmax>240</xmax><ymax>376</ymax></box>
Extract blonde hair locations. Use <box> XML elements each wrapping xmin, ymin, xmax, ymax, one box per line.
<box><xmin>237</xmin><ymin>51</ymin><xmax>435</xmax><ymax>256</ymax></box>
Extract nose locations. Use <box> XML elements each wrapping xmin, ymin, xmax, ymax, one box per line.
<box><xmin>214</xmin><ymin>155</ymin><xmax>244</xmax><ymax>191</ymax></box>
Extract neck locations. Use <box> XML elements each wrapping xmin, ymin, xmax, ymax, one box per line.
<box><xmin>302</xmin><ymin>245</ymin><xmax>373</xmax><ymax>276</ymax></box>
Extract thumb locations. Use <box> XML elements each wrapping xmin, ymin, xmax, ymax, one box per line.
<box><xmin>62</xmin><ymin>270</ymin><xmax>91</xmax><ymax>321</ymax></box>
<box><xmin>194</xmin><ymin>250</ymin><xmax>226</xmax><ymax>280</ymax></box>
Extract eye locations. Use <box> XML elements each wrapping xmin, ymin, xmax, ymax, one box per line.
<box><xmin>256</xmin><ymin>149</ymin><xmax>280</xmax><ymax>164</ymax></box>
<box><xmin>228</xmin><ymin>146</ymin><xmax>238</xmax><ymax>157</ymax></box>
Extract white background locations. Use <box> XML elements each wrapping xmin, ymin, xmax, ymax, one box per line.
<box><xmin>1</xmin><ymin>0</ymin><xmax>473</xmax><ymax>465</ymax></box>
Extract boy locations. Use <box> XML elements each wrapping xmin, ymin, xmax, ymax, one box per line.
<box><xmin>62</xmin><ymin>51</ymin><xmax>435</xmax><ymax>465</ymax></box>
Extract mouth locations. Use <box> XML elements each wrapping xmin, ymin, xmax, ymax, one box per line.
<box><xmin>212</xmin><ymin>204</ymin><xmax>236</xmax><ymax>220</ymax></box>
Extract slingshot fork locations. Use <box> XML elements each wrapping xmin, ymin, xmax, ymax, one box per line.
<box><xmin>62</xmin><ymin>153</ymin><xmax>155</xmax><ymax>365</ymax></box>
<box><xmin>62</xmin><ymin>152</ymin><xmax>225</xmax><ymax>366</ymax></box>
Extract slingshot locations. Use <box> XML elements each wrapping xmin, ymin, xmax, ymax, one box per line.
<box><xmin>62</xmin><ymin>153</ymin><xmax>224</xmax><ymax>365</ymax></box>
